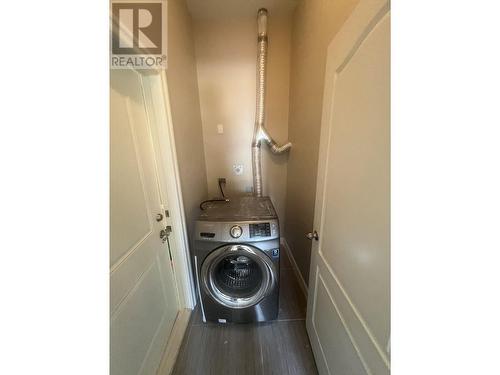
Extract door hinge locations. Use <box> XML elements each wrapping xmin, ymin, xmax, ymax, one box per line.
<box><xmin>306</xmin><ymin>230</ymin><xmax>319</xmax><ymax>241</ymax></box>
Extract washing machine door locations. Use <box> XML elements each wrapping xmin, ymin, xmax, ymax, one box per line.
<box><xmin>201</xmin><ymin>244</ymin><xmax>277</xmax><ymax>309</ymax></box>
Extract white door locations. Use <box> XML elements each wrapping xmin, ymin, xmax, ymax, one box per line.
<box><xmin>306</xmin><ymin>1</ymin><xmax>390</xmax><ymax>374</ymax></box>
<box><xmin>110</xmin><ymin>69</ymin><xmax>180</xmax><ymax>375</ymax></box>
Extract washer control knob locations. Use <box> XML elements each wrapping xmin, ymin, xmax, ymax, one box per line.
<box><xmin>230</xmin><ymin>225</ymin><xmax>243</xmax><ymax>238</ymax></box>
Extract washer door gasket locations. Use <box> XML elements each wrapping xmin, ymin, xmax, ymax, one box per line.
<box><xmin>201</xmin><ymin>244</ymin><xmax>276</xmax><ymax>309</ymax></box>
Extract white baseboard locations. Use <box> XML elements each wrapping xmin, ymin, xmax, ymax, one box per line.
<box><xmin>281</xmin><ymin>237</ymin><xmax>308</xmax><ymax>298</ymax></box>
<box><xmin>156</xmin><ymin>308</ymin><xmax>191</xmax><ymax>375</ymax></box>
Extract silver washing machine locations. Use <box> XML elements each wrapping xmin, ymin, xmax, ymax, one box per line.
<box><xmin>193</xmin><ymin>196</ymin><xmax>280</xmax><ymax>323</ymax></box>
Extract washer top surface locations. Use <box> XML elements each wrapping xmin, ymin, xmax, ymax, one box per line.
<box><xmin>198</xmin><ymin>196</ymin><xmax>277</xmax><ymax>222</ymax></box>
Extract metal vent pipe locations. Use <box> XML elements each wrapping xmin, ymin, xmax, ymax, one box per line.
<box><xmin>252</xmin><ymin>8</ymin><xmax>292</xmax><ymax>197</ymax></box>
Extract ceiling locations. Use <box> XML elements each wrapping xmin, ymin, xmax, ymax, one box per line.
<box><xmin>186</xmin><ymin>0</ymin><xmax>298</xmax><ymax>20</ymax></box>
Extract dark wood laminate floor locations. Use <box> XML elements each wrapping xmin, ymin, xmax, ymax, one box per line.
<box><xmin>171</xmin><ymin>246</ymin><xmax>318</xmax><ymax>375</ymax></box>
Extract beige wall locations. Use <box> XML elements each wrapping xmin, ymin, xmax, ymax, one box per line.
<box><xmin>166</xmin><ymin>0</ymin><xmax>359</xmax><ymax>276</ymax></box>
<box><xmin>285</xmin><ymin>0</ymin><xmax>360</xmax><ymax>283</ymax></box>
<box><xmin>166</xmin><ymin>0</ymin><xmax>208</xmax><ymax>240</ymax></box>
<box><xmin>193</xmin><ymin>12</ymin><xmax>293</xmax><ymax>233</ymax></box>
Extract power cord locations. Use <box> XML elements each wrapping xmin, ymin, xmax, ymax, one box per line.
<box><xmin>200</xmin><ymin>178</ymin><xmax>230</xmax><ymax>210</ymax></box>
<box><xmin>218</xmin><ymin>177</ymin><xmax>226</xmax><ymax>198</ymax></box>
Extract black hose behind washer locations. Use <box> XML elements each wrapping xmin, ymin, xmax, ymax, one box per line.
<box><xmin>199</xmin><ymin>198</ymin><xmax>230</xmax><ymax>210</ymax></box>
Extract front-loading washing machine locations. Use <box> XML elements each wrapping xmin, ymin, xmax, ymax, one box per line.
<box><xmin>193</xmin><ymin>196</ymin><xmax>280</xmax><ymax>323</ymax></box>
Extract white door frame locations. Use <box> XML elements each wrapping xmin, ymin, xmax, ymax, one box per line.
<box><xmin>118</xmin><ymin>69</ymin><xmax>195</xmax><ymax>374</ymax></box>
<box><xmin>111</xmin><ymin>10</ymin><xmax>194</xmax><ymax>371</ymax></box>
<box><xmin>110</xmin><ymin>12</ymin><xmax>195</xmax><ymax>309</ymax></box>
<box><xmin>139</xmin><ymin>69</ymin><xmax>196</xmax><ymax>310</ymax></box>
<box><xmin>139</xmin><ymin>70</ymin><xmax>196</xmax><ymax>374</ymax></box>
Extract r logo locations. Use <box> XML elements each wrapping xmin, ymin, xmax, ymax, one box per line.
<box><xmin>112</xmin><ymin>3</ymin><xmax>162</xmax><ymax>55</ymax></box>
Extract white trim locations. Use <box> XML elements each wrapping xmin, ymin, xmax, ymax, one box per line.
<box><xmin>134</xmin><ymin>59</ymin><xmax>195</xmax><ymax>375</ymax></box>
<box><xmin>112</xmin><ymin>66</ymin><xmax>194</xmax><ymax>373</ymax></box>
<box><xmin>141</xmin><ymin>70</ymin><xmax>196</xmax><ymax>309</ymax></box>
<box><xmin>156</xmin><ymin>308</ymin><xmax>192</xmax><ymax>375</ymax></box>
<box><xmin>280</xmin><ymin>237</ymin><xmax>308</xmax><ymax>298</ymax></box>
<box><xmin>160</xmin><ymin>71</ymin><xmax>196</xmax><ymax>308</ymax></box>
<box><xmin>140</xmin><ymin>71</ymin><xmax>196</xmax><ymax>309</ymax></box>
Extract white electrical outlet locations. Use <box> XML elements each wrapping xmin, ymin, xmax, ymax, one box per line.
<box><xmin>217</xmin><ymin>124</ymin><xmax>224</xmax><ymax>134</ymax></box>
<box><xmin>233</xmin><ymin>164</ymin><xmax>243</xmax><ymax>175</ymax></box>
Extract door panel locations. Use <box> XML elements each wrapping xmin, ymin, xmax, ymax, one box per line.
<box><xmin>111</xmin><ymin>260</ymin><xmax>167</xmax><ymax>374</ymax></box>
<box><xmin>110</xmin><ymin>94</ymin><xmax>151</xmax><ymax>265</ymax></box>
<box><xmin>307</xmin><ymin>1</ymin><xmax>390</xmax><ymax>374</ymax></box>
<box><xmin>110</xmin><ymin>69</ymin><xmax>179</xmax><ymax>374</ymax></box>
<box><xmin>317</xmin><ymin>258</ymin><xmax>389</xmax><ymax>375</ymax></box>
<box><xmin>321</xmin><ymin>13</ymin><xmax>390</xmax><ymax>347</ymax></box>
<box><xmin>312</xmin><ymin>271</ymin><xmax>367</xmax><ymax>375</ymax></box>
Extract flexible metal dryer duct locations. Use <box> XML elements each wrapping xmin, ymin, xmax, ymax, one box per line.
<box><xmin>252</xmin><ymin>8</ymin><xmax>292</xmax><ymax>197</ymax></box>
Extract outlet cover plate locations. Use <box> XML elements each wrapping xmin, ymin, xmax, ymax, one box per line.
<box><xmin>233</xmin><ymin>164</ymin><xmax>243</xmax><ymax>175</ymax></box>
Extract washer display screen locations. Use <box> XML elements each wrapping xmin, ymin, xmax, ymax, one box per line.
<box><xmin>249</xmin><ymin>222</ymin><xmax>271</xmax><ymax>238</ymax></box>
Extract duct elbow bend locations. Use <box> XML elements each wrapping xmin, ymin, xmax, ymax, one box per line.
<box><xmin>259</xmin><ymin>127</ymin><xmax>292</xmax><ymax>154</ymax></box>
<box><xmin>269</xmin><ymin>141</ymin><xmax>292</xmax><ymax>154</ymax></box>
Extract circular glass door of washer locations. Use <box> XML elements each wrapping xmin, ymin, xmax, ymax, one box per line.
<box><xmin>201</xmin><ymin>244</ymin><xmax>276</xmax><ymax>309</ymax></box>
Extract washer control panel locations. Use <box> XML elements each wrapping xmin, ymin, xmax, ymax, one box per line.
<box><xmin>249</xmin><ymin>222</ymin><xmax>271</xmax><ymax>237</ymax></box>
<box><xmin>195</xmin><ymin>219</ymin><xmax>279</xmax><ymax>242</ymax></box>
